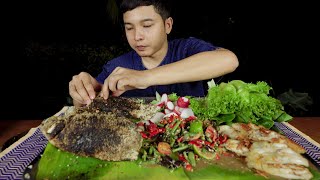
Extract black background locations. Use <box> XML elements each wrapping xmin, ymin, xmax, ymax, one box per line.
<box><xmin>2</xmin><ymin>1</ymin><xmax>319</xmax><ymax>119</ymax></box>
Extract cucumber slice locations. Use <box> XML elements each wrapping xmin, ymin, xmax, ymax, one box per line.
<box><xmin>192</xmin><ymin>145</ymin><xmax>215</xmax><ymax>160</ymax></box>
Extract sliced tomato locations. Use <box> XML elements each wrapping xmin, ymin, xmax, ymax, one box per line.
<box><xmin>157</xmin><ymin>142</ymin><xmax>172</xmax><ymax>155</ymax></box>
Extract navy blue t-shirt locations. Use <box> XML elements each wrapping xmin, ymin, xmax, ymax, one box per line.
<box><xmin>96</xmin><ymin>37</ymin><xmax>217</xmax><ymax>97</ymax></box>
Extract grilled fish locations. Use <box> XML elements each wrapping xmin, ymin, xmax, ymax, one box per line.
<box><xmin>40</xmin><ymin>96</ymin><xmax>158</xmax><ymax>161</ymax></box>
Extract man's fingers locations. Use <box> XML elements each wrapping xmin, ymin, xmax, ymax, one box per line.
<box><xmin>83</xmin><ymin>81</ymin><xmax>96</xmax><ymax>100</ymax></box>
<box><xmin>108</xmin><ymin>75</ymin><xmax>121</xmax><ymax>92</ymax></box>
<box><xmin>117</xmin><ymin>78</ymin><xmax>134</xmax><ymax>91</ymax></box>
<box><xmin>78</xmin><ymin>73</ymin><xmax>99</xmax><ymax>100</ymax></box>
<box><xmin>107</xmin><ymin>67</ymin><xmax>125</xmax><ymax>92</ymax></box>
<box><xmin>69</xmin><ymin>82</ymin><xmax>87</xmax><ymax>105</ymax></box>
<box><xmin>112</xmin><ymin>90</ymin><xmax>125</xmax><ymax>97</ymax></box>
<box><xmin>101</xmin><ymin>79</ymin><xmax>110</xmax><ymax>100</ymax></box>
<box><xmin>69</xmin><ymin>72</ymin><xmax>103</xmax><ymax>106</ymax></box>
<box><xmin>101</xmin><ymin>67</ymin><xmax>142</xmax><ymax>99</ymax></box>
<box><xmin>70</xmin><ymin>77</ymin><xmax>91</xmax><ymax>104</ymax></box>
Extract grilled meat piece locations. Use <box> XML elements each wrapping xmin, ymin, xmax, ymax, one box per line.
<box><xmin>219</xmin><ymin>123</ymin><xmax>312</xmax><ymax>179</ymax></box>
<box><xmin>246</xmin><ymin>142</ymin><xmax>313</xmax><ymax>180</ymax></box>
<box><xmin>40</xmin><ymin>96</ymin><xmax>157</xmax><ymax>161</ymax></box>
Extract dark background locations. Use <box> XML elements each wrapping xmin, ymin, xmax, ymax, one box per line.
<box><xmin>2</xmin><ymin>1</ymin><xmax>319</xmax><ymax>119</ymax></box>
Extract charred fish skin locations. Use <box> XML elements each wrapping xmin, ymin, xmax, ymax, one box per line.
<box><xmin>51</xmin><ymin>113</ymin><xmax>142</xmax><ymax>161</ymax></box>
<box><xmin>41</xmin><ymin>112</ymin><xmax>143</xmax><ymax>161</ymax></box>
<box><xmin>87</xmin><ymin>96</ymin><xmax>158</xmax><ymax>120</ymax></box>
<box><xmin>39</xmin><ymin>97</ymin><xmax>151</xmax><ymax>161</ymax></box>
<box><xmin>87</xmin><ymin>96</ymin><xmax>139</xmax><ymax>119</ymax></box>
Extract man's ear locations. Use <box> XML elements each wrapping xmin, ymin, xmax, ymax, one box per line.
<box><xmin>165</xmin><ymin>17</ymin><xmax>173</xmax><ymax>34</ymax></box>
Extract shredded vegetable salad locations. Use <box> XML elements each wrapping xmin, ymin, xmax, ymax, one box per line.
<box><xmin>137</xmin><ymin>93</ymin><xmax>228</xmax><ymax>172</ymax></box>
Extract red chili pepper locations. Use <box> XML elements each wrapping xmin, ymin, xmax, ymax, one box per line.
<box><xmin>140</xmin><ymin>132</ymin><xmax>148</xmax><ymax>139</ymax></box>
<box><xmin>178</xmin><ymin>154</ymin><xmax>187</xmax><ymax>162</ymax></box>
<box><xmin>147</xmin><ymin>121</ymin><xmax>158</xmax><ymax>132</ymax></box>
<box><xmin>177</xmin><ymin>136</ymin><xmax>184</xmax><ymax>143</ymax></box>
<box><xmin>158</xmin><ymin>127</ymin><xmax>166</xmax><ymax>133</ymax></box>
<box><xmin>149</xmin><ymin>129</ymin><xmax>159</xmax><ymax>137</ymax></box>
<box><xmin>179</xmin><ymin>120</ymin><xmax>186</xmax><ymax>129</ymax></box>
<box><xmin>185</xmin><ymin>163</ymin><xmax>193</xmax><ymax>171</ymax></box>
<box><xmin>145</xmin><ymin>121</ymin><xmax>166</xmax><ymax>138</ymax></box>
<box><xmin>215</xmin><ymin>154</ymin><xmax>220</xmax><ymax>160</ymax></box>
<box><xmin>188</xmin><ymin>139</ymin><xmax>204</xmax><ymax>147</ymax></box>
<box><xmin>169</xmin><ymin>122</ymin><xmax>176</xmax><ymax>128</ymax></box>
<box><xmin>185</xmin><ymin>116</ymin><xmax>196</xmax><ymax>122</ymax></box>
<box><xmin>168</xmin><ymin>116</ymin><xmax>174</xmax><ymax>123</ymax></box>
<box><xmin>157</xmin><ymin>101</ymin><xmax>165</xmax><ymax>108</ymax></box>
<box><xmin>204</xmin><ymin>141</ymin><xmax>212</xmax><ymax>146</ymax></box>
<box><xmin>218</xmin><ymin>134</ymin><xmax>228</xmax><ymax>144</ymax></box>
<box><xmin>147</xmin><ymin>120</ymin><xmax>157</xmax><ymax>129</ymax></box>
<box><xmin>136</xmin><ymin>122</ymin><xmax>144</xmax><ymax>127</ymax></box>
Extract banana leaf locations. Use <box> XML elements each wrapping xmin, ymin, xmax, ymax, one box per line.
<box><xmin>36</xmin><ymin>143</ymin><xmax>273</xmax><ymax>180</ymax></box>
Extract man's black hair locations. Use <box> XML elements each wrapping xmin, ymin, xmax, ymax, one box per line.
<box><xmin>120</xmin><ymin>0</ymin><xmax>172</xmax><ymax>20</ymax></box>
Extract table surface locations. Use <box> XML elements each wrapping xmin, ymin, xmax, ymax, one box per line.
<box><xmin>0</xmin><ymin>117</ymin><xmax>319</xmax><ymax>148</ymax></box>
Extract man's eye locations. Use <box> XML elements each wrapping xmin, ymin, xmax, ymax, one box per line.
<box><xmin>143</xmin><ymin>25</ymin><xmax>152</xmax><ymax>28</ymax></box>
<box><xmin>125</xmin><ymin>27</ymin><xmax>133</xmax><ymax>31</ymax></box>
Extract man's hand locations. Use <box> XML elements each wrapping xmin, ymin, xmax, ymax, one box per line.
<box><xmin>101</xmin><ymin>67</ymin><xmax>149</xmax><ymax>99</ymax></box>
<box><xmin>69</xmin><ymin>72</ymin><xmax>102</xmax><ymax>107</ymax></box>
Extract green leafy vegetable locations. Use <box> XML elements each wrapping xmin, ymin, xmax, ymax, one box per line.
<box><xmin>190</xmin><ymin>80</ymin><xmax>293</xmax><ymax>128</ymax></box>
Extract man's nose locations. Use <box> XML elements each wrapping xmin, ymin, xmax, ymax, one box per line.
<box><xmin>134</xmin><ymin>28</ymin><xmax>144</xmax><ymax>41</ymax></box>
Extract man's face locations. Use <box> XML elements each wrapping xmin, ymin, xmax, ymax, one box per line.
<box><xmin>123</xmin><ymin>5</ymin><xmax>172</xmax><ymax>57</ymax></box>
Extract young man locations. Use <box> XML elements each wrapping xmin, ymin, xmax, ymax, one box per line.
<box><xmin>69</xmin><ymin>0</ymin><xmax>239</xmax><ymax>107</ymax></box>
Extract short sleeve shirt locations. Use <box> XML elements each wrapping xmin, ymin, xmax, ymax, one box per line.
<box><xmin>96</xmin><ymin>37</ymin><xmax>217</xmax><ymax>97</ymax></box>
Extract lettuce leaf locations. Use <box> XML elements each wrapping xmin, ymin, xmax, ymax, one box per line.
<box><xmin>190</xmin><ymin>80</ymin><xmax>293</xmax><ymax>128</ymax></box>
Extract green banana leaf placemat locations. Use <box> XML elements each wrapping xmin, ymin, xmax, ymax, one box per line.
<box><xmin>35</xmin><ymin>143</ymin><xmax>270</xmax><ymax>180</ymax></box>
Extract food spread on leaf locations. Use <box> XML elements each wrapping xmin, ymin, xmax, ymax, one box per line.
<box><xmin>38</xmin><ymin>80</ymin><xmax>317</xmax><ymax>180</ymax></box>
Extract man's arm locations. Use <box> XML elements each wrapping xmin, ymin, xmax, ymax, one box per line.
<box><xmin>145</xmin><ymin>48</ymin><xmax>238</xmax><ymax>86</ymax></box>
<box><xmin>101</xmin><ymin>48</ymin><xmax>238</xmax><ymax>98</ymax></box>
